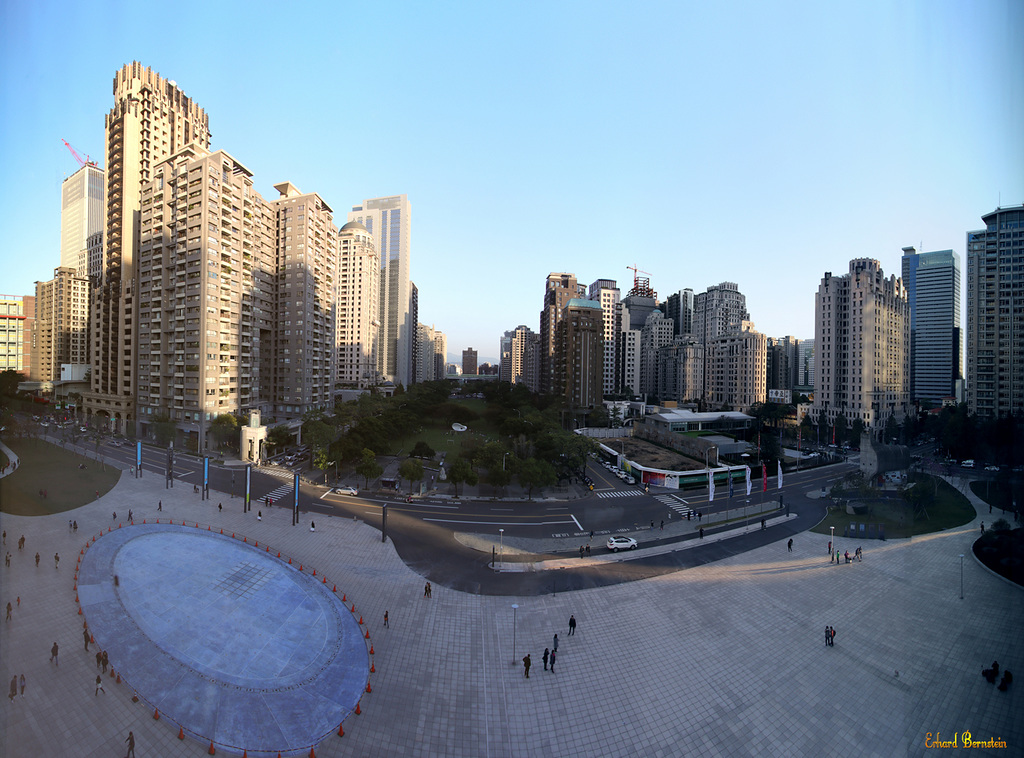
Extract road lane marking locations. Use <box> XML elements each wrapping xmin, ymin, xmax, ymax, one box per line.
<box><xmin>570</xmin><ymin>514</ymin><xmax>582</xmax><ymax>530</ymax></box>
<box><xmin>424</xmin><ymin>518</ymin><xmax>577</xmax><ymax>526</ymax></box>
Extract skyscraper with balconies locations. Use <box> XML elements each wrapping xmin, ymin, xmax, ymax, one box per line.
<box><xmin>60</xmin><ymin>163</ymin><xmax>105</xmax><ymax>280</ymax></box>
<box><xmin>33</xmin><ymin>267</ymin><xmax>90</xmax><ymax>382</ymax></box>
<box><xmin>336</xmin><ymin>221</ymin><xmax>380</xmax><ymax>389</ymax></box>
<box><xmin>86</xmin><ymin>63</ymin><xmax>210</xmax><ymax>433</ymax></box>
<box><xmin>966</xmin><ymin>205</ymin><xmax>1024</xmax><ymax>418</ymax></box>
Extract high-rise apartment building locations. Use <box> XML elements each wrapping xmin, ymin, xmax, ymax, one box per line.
<box><xmin>639</xmin><ymin>311</ymin><xmax>674</xmax><ymax>400</ymax></box>
<box><xmin>347</xmin><ymin>195</ymin><xmax>412</xmax><ymax>387</ymax></box>
<box><xmin>433</xmin><ymin>330</ymin><xmax>447</xmax><ymax>381</ymax></box>
<box><xmin>134</xmin><ymin>146</ymin><xmax>276</xmax><ymax>450</ymax></box>
<box><xmin>271</xmin><ymin>182</ymin><xmax>338</xmax><ymax>419</ymax></box>
<box><xmin>555</xmin><ymin>299</ymin><xmax>603</xmax><ymax>410</ymax></box>
<box><xmin>462</xmin><ymin>348</ymin><xmax>478</xmax><ymax>376</ymax></box>
<box><xmin>665</xmin><ymin>288</ymin><xmax>695</xmax><ymax>336</ymax></box>
<box><xmin>336</xmin><ymin>220</ymin><xmax>380</xmax><ymax>389</ymax></box>
<box><xmin>500</xmin><ymin>325</ymin><xmax>539</xmax><ymax>390</ymax></box>
<box><xmin>87</xmin><ymin>63</ymin><xmax>210</xmax><ymax>433</ymax></box>
<box><xmin>656</xmin><ymin>337</ymin><xmax>704</xmax><ymax>404</ymax></box>
<box><xmin>416</xmin><ymin>324</ymin><xmax>438</xmax><ymax>382</ymax></box>
<box><xmin>901</xmin><ymin>246</ymin><xmax>962</xmax><ymax>404</ymax></box>
<box><xmin>766</xmin><ymin>336</ymin><xmax>800</xmax><ymax>392</ymax></box>
<box><xmin>60</xmin><ymin>163</ymin><xmax>105</xmax><ymax>280</ymax></box>
<box><xmin>812</xmin><ymin>259</ymin><xmax>910</xmax><ymax>432</ymax></box>
<box><xmin>32</xmin><ymin>267</ymin><xmax>90</xmax><ymax>382</ymax></box>
<box><xmin>616</xmin><ymin>275</ymin><xmax>659</xmax><ymax>397</ymax></box>
<box><xmin>965</xmin><ymin>206</ymin><xmax>1023</xmax><ymax>418</ymax></box>
<box><xmin>706</xmin><ymin>322</ymin><xmax>766</xmax><ymax>412</ymax></box>
<box><xmin>588</xmin><ymin>279</ymin><xmax>620</xmax><ymax>396</ymax></box>
<box><xmin>797</xmin><ymin>339</ymin><xmax>815</xmax><ymax>390</ymax></box>
<box><xmin>409</xmin><ymin>282</ymin><xmax>419</xmax><ymax>383</ymax></box>
<box><xmin>693</xmin><ymin>282</ymin><xmax>749</xmax><ymax>344</ymax></box>
<box><xmin>539</xmin><ymin>273</ymin><xmax>585</xmax><ymax>394</ymax></box>
<box><xmin>0</xmin><ymin>295</ymin><xmax>34</xmax><ymax>376</ymax></box>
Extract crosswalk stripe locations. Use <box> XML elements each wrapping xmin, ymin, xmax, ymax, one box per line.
<box><xmin>654</xmin><ymin>493</ymin><xmax>692</xmax><ymax>517</ymax></box>
<box><xmin>595</xmin><ymin>490</ymin><xmax>644</xmax><ymax>499</ymax></box>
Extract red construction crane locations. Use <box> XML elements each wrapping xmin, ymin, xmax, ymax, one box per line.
<box><xmin>626</xmin><ymin>265</ymin><xmax>656</xmax><ymax>299</ymax></box>
<box><xmin>62</xmin><ymin>139</ymin><xmax>97</xmax><ymax>168</ymax></box>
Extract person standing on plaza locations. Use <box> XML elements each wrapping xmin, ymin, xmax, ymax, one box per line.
<box><xmin>124</xmin><ymin>730</ymin><xmax>136</xmax><ymax>758</ymax></box>
<box><xmin>549</xmin><ymin>649</ymin><xmax>557</xmax><ymax>672</ymax></box>
<box><xmin>827</xmin><ymin>540</ymin><xmax>832</xmax><ymax>556</ymax></box>
<box><xmin>35</xmin><ymin>552</ymin><xmax>40</xmax><ymax>567</ymax></box>
<box><xmin>543</xmin><ymin>648</ymin><xmax>549</xmax><ymax>671</ymax></box>
<box><xmin>553</xmin><ymin>633</ymin><xmax>558</xmax><ymax>653</ymax></box>
<box><xmin>5</xmin><ymin>601</ymin><xmax>11</xmax><ymax>621</ymax></box>
<box><xmin>50</xmin><ymin>642</ymin><xmax>59</xmax><ymax>665</ymax></box>
<box><xmin>383</xmin><ymin>611</ymin><xmax>389</xmax><ymax>628</ymax></box>
<box><xmin>54</xmin><ymin>552</ymin><xmax>60</xmax><ymax>569</ymax></box>
<box><xmin>101</xmin><ymin>650</ymin><xmax>108</xmax><ymax>674</ymax></box>
<box><xmin>95</xmin><ymin>651</ymin><xmax>102</xmax><ymax>670</ymax></box>
<box><xmin>568</xmin><ymin>615</ymin><xmax>577</xmax><ymax>635</ymax></box>
<box><xmin>8</xmin><ymin>675</ymin><xmax>15</xmax><ymax>702</ymax></box>
<box><xmin>523</xmin><ymin>653</ymin><xmax>531</xmax><ymax>678</ymax></box>
<box><xmin>788</xmin><ymin>539</ymin><xmax>793</xmax><ymax>552</ymax></box>
<box><xmin>83</xmin><ymin>628</ymin><xmax>90</xmax><ymax>652</ymax></box>
<box><xmin>19</xmin><ymin>673</ymin><xmax>24</xmax><ymax>695</ymax></box>
<box><xmin>824</xmin><ymin>625</ymin><xmax>830</xmax><ymax>647</ymax></box>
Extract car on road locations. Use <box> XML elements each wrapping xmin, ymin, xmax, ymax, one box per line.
<box><xmin>335</xmin><ymin>486</ymin><xmax>358</xmax><ymax>496</ymax></box>
<box><xmin>625</xmin><ymin>476</ymin><xmax>636</xmax><ymax>485</ymax></box>
<box><xmin>606</xmin><ymin>536</ymin><xmax>637</xmax><ymax>552</ymax></box>
<box><xmin>984</xmin><ymin>465</ymin><xmax>999</xmax><ymax>472</ymax></box>
<box><xmin>961</xmin><ymin>460</ymin><xmax>975</xmax><ymax>468</ymax></box>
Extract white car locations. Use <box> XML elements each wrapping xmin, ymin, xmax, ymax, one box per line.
<box><xmin>335</xmin><ymin>486</ymin><xmax>358</xmax><ymax>496</ymax></box>
<box><xmin>606</xmin><ymin>536</ymin><xmax>637</xmax><ymax>552</ymax></box>
<box><xmin>984</xmin><ymin>465</ymin><xmax>999</xmax><ymax>472</ymax></box>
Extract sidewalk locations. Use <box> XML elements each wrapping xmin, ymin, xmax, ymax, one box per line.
<box><xmin>1</xmin><ymin>459</ymin><xmax>1020</xmax><ymax>757</ymax></box>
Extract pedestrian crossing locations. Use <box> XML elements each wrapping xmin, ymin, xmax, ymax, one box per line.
<box><xmin>654</xmin><ymin>493</ymin><xmax>693</xmax><ymax>518</ymax></box>
<box><xmin>259</xmin><ymin>482</ymin><xmax>296</xmax><ymax>507</ymax></box>
<box><xmin>259</xmin><ymin>465</ymin><xmax>296</xmax><ymax>482</ymax></box>
<box><xmin>595</xmin><ymin>490</ymin><xmax>645</xmax><ymax>499</ymax></box>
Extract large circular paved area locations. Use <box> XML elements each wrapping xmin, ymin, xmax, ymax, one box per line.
<box><xmin>77</xmin><ymin>523</ymin><xmax>368</xmax><ymax>754</ymax></box>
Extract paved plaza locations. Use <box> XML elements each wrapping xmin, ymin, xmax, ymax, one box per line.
<box><xmin>1</xmin><ymin>449</ymin><xmax>1021</xmax><ymax>757</ymax></box>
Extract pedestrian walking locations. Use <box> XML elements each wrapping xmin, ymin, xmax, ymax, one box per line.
<box><xmin>4</xmin><ymin>552</ymin><xmax>9</xmax><ymax>567</ymax></box>
<box><xmin>824</xmin><ymin>625</ymin><xmax>830</xmax><ymax>647</ymax></box>
<box><xmin>980</xmin><ymin>522</ymin><xmax>985</xmax><ymax>534</ymax></box>
<box><xmin>660</xmin><ymin>520</ymin><xmax>664</xmax><ymax>530</ymax></box>
<box><xmin>835</xmin><ymin>550</ymin><xmax>840</xmax><ymax>565</ymax></box>
<box><xmin>18</xmin><ymin>535</ymin><xmax>25</xmax><ymax>550</ymax></box>
<box><xmin>95</xmin><ymin>651</ymin><xmax>102</xmax><ymax>669</ymax></box>
<box><xmin>585</xmin><ymin>543</ymin><xmax>591</xmax><ymax>556</ymax></box>
<box><xmin>424</xmin><ymin>582</ymin><xmax>432</xmax><ymax>598</ymax></box>
<box><xmin>761</xmin><ymin>518</ymin><xmax>766</xmax><ymax>530</ymax></box>
<box><xmin>699</xmin><ymin>527</ymin><xmax>704</xmax><ymax>539</ymax></box>
<box><xmin>6</xmin><ymin>602</ymin><xmax>11</xmax><ymax>621</ymax></box>
<box><xmin>73</xmin><ymin>521</ymin><xmax>78</xmax><ymax>532</ymax></box>
<box><xmin>8</xmin><ymin>676</ymin><xmax>15</xmax><ymax>702</ymax></box>
<box><xmin>257</xmin><ymin>510</ymin><xmax>262</xmax><ymax>521</ymax></box>
<box><xmin>650</xmin><ymin>520</ymin><xmax>655</xmax><ymax>530</ymax></box>
<box><xmin>50</xmin><ymin>642</ymin><xmax>59</xmax><ymax>665</ymax></box>
<box><xmin>549</xmin><ymin>649</ymin><xmax>557</xmax><ymax>672</ymax></box>
<box><xmin>124</xmin><ymin>730</ymin><xmax>136</xmax><ymax>758</ymax></box>
<box><xmin>127</xmin><ymin>509</ymin><xmax>133</xmax><ymax>523</ymax></box>
<box><xmin>827</xmin><ymin>540</ymin><xmax>832</xmax><ymax>555</ymax></box>
<box><xmin>830</xmin><ymin>626</ymin><xmax>836</xmax><ymax>646</ymax></box>
<box><xmin>19</xmin><ymin>673</ymin><xmax>24</xmax><ymax>695</ymax></box>
<box><xmin>112</xmin><ymin>512</ymin><xmax>117</xmax><ymax>521</ymax></box>
<box><xmin>579</xmin><ymin>545</ymin><xmax>585</xmax><ymax>559</ymax></box>
<box><xmin>310</xmin><ymin>520</ymin><xmax>316</xmax><ymax>532</ymax></box>
<box><xmin>543</xmin><ymin>648</ymin><xmax>549</xmax><ymax>670</ymax></box>
<box><xmin>95</xmin><ymin>674</ymin><xmax>105</xmax><ymax>695</ymax></box>
<box><xmin>84</xmin><ymin>628</ymin><xmax>91</xmax><ymax>651</ymax></box>
<box><xmin>34</xmin><ymin>551</ymin><xmax>40</xmax><ymax>567</ymax></box>
<box><xmin>101</xmin><ymin>650</ymin><xmax>108</xmax><ymax>674</ymax></box>
<box><xmin>158</xmin><ymin>500</ymin><xmax>162</xmax><ymax>511</ymax></box>
<box><xmin>553</xmin><ymin>633</ymin><xmax>558</xmax><ymax>652</ymax></box>
<box><xmin>523</xmin><ymin>653</ymin><xmax>531</xmax><ymax>678</ymax></box>
<box><xmin>383</xmin><ymin>611</ymin><xmax>389</xmax><ymax>628</ymax></box>
<box><xmin>788</xmin><ymin>538</ymin><xmax>793</xmax><ymax>552</ymax></box>
<box><xmin>54</xmin><ymin>552</ymin><xmax>60</xmax><ymax>569</ymax></box>
<box><xmin>569</xmin><ymin>615</ymin><xmax>577</xmax><ymax>635</ymax></box>
<box><xmin>2</xmin><ymin>530</ymin><xmax>5</xmax><ymax>545</ymax></box>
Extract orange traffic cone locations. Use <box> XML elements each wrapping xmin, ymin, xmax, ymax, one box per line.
<box><xmin>309</xmin><ymin>748</ymin><xmax>315</xmax><ymax>758</ymax></box>
<box><xmin>370</xmin><ymin>663</ymin><xmax>375</xmax><ymax>673</ymax></box>
<box><xmin>332</xmin><ymin>585</ymin><xmax>337</xmax><ymax>593</ymax></box>
<box><xmin>364</xmin><ymin>629</ymin><xmax>370</xmax><ymax>639</ymax></box>
<box><xmin>350</xmin><ymin>604</ymin><xmax>355</xmax><ymax>613</ymax></box>
<box><xmin>337</xmin><ymin>723</ymin><xmax>344</xmax><ymax>737</ymax></box>
<box><xmin>288</xmin><ymin>558</ymin><xmax>292</xmax><ymax>564</ymax></box>
<box><xmin>366</xmin><ymin>682</ymin><xmax>372</xmax><ymax>693</ymax></box>
<box><xmin>358</xmin><ymin>616</ymin><xmax>363</xmax><ymax>625</ymax></box>
<box><xmin>116</xmin><ymin>673</ymin><xmax>121</xmax><ymax>684</ymax></box>
<box><xmin>369</xmin><ymin>645</ymin><xmax>374</xmax><ymax>655</ymax></box>
<box><xmin>153</xmin><ymin>708</ymin><xmax>160</xmax><ymax>720</ymax></box>
<box><xmin>178</xmin><ymin>727</ymin><xmax>185</xmax><ymax>740</ymax></box>
<box><xmin>322</xmin><ymin>576</ymin><xmax>326</xmax><ymax>584</ymax></box>
<box><xmin>299</xmin><ymin>565</ymin><xmax>303</xmax><ymax>572</ymax></box>
<box><xmin>355</xmin><ymin>702</ymin><xmax>361</xmax><ymax>715</ymax></box>
<box><xmin>312</xmin><ymin>569</ymin><xmax>316</xmax><ymax>576</ymax></box>
<box><xmin>243</xmin><ymin>537</ymin><xmax>247</xmax><ymax>543</ymax></box>
<box><xmin>208</xmin><ymin>740</ymin><xmax>216</xmax><ymax>754</ymax></box>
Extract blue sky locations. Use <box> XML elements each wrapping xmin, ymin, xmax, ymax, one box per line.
<box><xmin>2</xmin><ymin>1</ymin><xmax>1021</xmax><ymax>363</ymax></box>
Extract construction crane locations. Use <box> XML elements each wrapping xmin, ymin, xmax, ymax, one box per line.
<box><xmin>62</xmin><ymin>139</ymin><xmax>97</xmax><ymax>168</ymax></box>
<box><xmin>626</xmin><ymin>265</ymin><xmax>656</xmax><ymax>299</ymax></box>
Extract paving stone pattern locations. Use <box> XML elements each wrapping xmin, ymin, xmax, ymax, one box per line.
<box><xmin>0</xmin><ymin>449</ymin><xmax>1020</xmax><ymax>757</ymax></box>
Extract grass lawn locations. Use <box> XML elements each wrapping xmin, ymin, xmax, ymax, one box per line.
<box><xmin>812</xmin><ymin>474</ymin><xmax>976</xmax><ymax>539</ymax></box>
<box><xmin>0</xmin><ymin>438</ymin><xmax>120</xmax><ymax>516</ymax></box>
<box><xmin>970</xmin><ymin>480</ymin><xmax>1023</xmax><ymax>515</ymax></box>
<box><xmin>391</xmin><ymin>399</ymin><xmax>503</xmax><ymax>458</ymax></box>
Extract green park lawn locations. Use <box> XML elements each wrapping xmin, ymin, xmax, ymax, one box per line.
<box><xmin>812</xmin><ymin>474</ymin><xmax>976</xmax><ymax>539</ymax></box>
<box><xmin>0</xmin><ymin>438</ymin><xmax>120</xmax><ymax>516</ymax></box>
<box><xmin>391</xmin><ymin>398</ymin><xmax>502</xmax><ymax>459</ymax></box>
<box><xmin>970</xmin><ymin>479</ymin><xmax>1023</xmax><ymax>515</ymax></box>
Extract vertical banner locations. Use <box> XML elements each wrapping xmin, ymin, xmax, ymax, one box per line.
<box><xmin>778</xmin><ymin>460</ymin><xmax>783</xmax><ymax>489</ymax></box>
<box><xmin>745</xmin><ymin>465</ymin><xmax>752</xmax><ymax>496</ymax></box>
<box><xmin>708</xmin><ymin>471</ymin><xmax>715</xmax><ymax>502</ymax></box>
<box><xmin>762</xmin><ymin>464</ymin><xmax>767</xmax><ymax>493</ymax></box>
<box><xmin>293</xmin><ymin>472</ymin><xmax>300</xmax><ymax>526</ymax></box>
<box><xmin>203</xmin><ymin>457</ymin><xmax>209</xmax><ymax>501</ymax></box>
<box><xmin>136</xmin><ymin>441</ymin><xmax>142</xmax><ymax>477</ymax></box>
<box><xmin>728</xmin><ymin>473</ymin><xmax>734</xmax><ymax>499</ymax></box>
<box><xmin>166</xmin><ymin>445</ymin><xmax>174</xmax><ymax>489</ymax></box>
<box><xmin>245</xmin><ymin>464</ymin><xmax>251</xmax><ymax>513</ymax></box>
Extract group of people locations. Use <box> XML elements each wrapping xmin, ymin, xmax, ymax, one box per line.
<box><xmin>830</xmin><ymin>544</ymin><xmax>864</xmax><ymax>564</ymax></box>
<box><xmin>7</xmin><ymin>674</ymin><xmax>25</xmax><ymax>702</ymax></box>
<box><xmin>824</xmin><ymin>625</ymin><xmax>837</xmax><ymax>646</ymax></box>
<box><xmin>523</xmin><ymin>615</ymin><xmax>578</xmax><ymax>678</ymax></box>
<box><xmin>982</xmin><ymin>661</ymin><xmax>1013</xmax><ymax>692</ymax></box>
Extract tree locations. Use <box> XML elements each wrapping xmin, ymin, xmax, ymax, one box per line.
<box><xmin>398</xmin><ymin>457</ymin><xmax>424</xmax><ymax>494</ymax></box>
<box><xmin>355</xmin><ymin>448</ymin><xmax>383</xmax><ymax>488</ymax></box>
<box><xmin>517</xmin><ymin>458</ymin><xmax>557</xmax><ymax>499</ymax></box>
<box><xmin>209</xmin><ymin>414</ymin><xmax>239</xmax><ymax>450</ymax></box>
<box><xmin>833</xmin><ymin>414</ymin><xmax>848</xmax><ymax>447</ymax></box>
<box><xmin>446</xmin><ymin>457</ymin><xmax>477</xmax><ymax>497</ymax></box>
<box><xmin>151</xmin><ymin>412</ymin><xmax>176</xmax><ymax>447</ymax></box>
<box><xmin>849</xmin><ymin>418</ymin><xmax>865</xmax><ymax>447</ymax></box>
<box><xmin>267</xmin><ymin>425</ymin><xmax>292</xmax><ymax>455</ymax></box>
<box><xmin>0</xmin><ymin>369</ymin><xmax>24</xmax><ymax>397</ymax></box>
<box><xmin>485</xmin><ymin>464</ymin><xmax>512</xmax><ymax>496</ymax></box>
<box><xmin>411</xmin><ymin>440</ymin><xmax>435</xmax><ymax>459</ymax></box>
<box><xmin>884</xmin><ymin>415</ymin><xmax>899</xmax><ymax>445</ymax></box>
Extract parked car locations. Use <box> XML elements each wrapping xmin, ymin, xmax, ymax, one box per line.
<box><xmin>984</xmin><ymin>465</ymin><xmax>999</xmax><ymax>472</ymax></box>
<box><xmin>961</xmin><ymin>460</ymin><xmax>975</xmax><ymax>468</ymax></box>
<box><xmin>606</xmin><ymin>536</ymin><xmax>638</xmax><ymax>552</ymax></box>
<box><xmin>335</xmin><ymin>486</ymin><xmax>358</xmax><ymax>496</ymax></box>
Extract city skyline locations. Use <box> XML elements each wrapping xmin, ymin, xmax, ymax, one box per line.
<box><xmin>1</xmin><ymin>1</ymin><xmax>1021</xmax><ymax>361</ymax></box>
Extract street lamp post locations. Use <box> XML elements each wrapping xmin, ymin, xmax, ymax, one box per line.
<box><xmin>959</xmin><ymin>554</ymin><xmax>964</xmax><ymax>599</ymax></box>
<box><xmin>498</xmin><ymin>528</ymin><xmax>504</xmax><ymax>571</ymax></box>
<box><xmin>830</xmin><ymin>526</ymin><xmax>835</xmax><ymax>563</ymax></box>
<box><xmin>511</xmin><ymin>603</ymin><xmax>519</xmax><ymax>665</ymax></box>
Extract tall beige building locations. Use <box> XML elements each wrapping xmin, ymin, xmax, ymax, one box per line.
<box><xmin>588</xmin><ymin>278</ymin><xmax>620</xmax><ymax>396</ymax></box>
<box><xmin>539</xmin><ymin>273</ymin><xmax>585</xmax><ymax>394</ymax></box>
<box><xmin>336</xmin><ymin>220</ymin><xmax>380</xmax><ymax>389</ymax></box>
<box><xmin>0</xmin><ymin>295</ymin><xmax>34</xmax><ymax>376</ymax></box>
<box><xmin>32</xmin><ymin>267</ymin><xmax>90</xmax><ymax>382</ymax></box>
<box><xmin>705</xmin><ymin>321</ymin><xmax>766</xmax><ymax>413</ymax></box>
<box><xmin>433</xmin><ymin>331</ymin><xmax>447</xmax><ymax>381</ymax></box>
<box><xmin>271</xmin><ymin>183</ymin><xmax>338</xmax><ymax>419</ymax></box>
<box><xmin>134</xmin><ymin>146</ymin><xmax>276</xmax><ymax>451</ymax></box>
<box><xmin>86</xmin><ymin>63</ymin><xmax>210</xmax><ymax>432</ymax></box>
<box><xmin>60</xmin><ymin>163</ymin><xmax>105</xmax><ymax>279</ymax></box>
<box><xmin>812</xmin><ymin>258</ymin><xmax>910</xmax><ymax>432</ymax></box>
